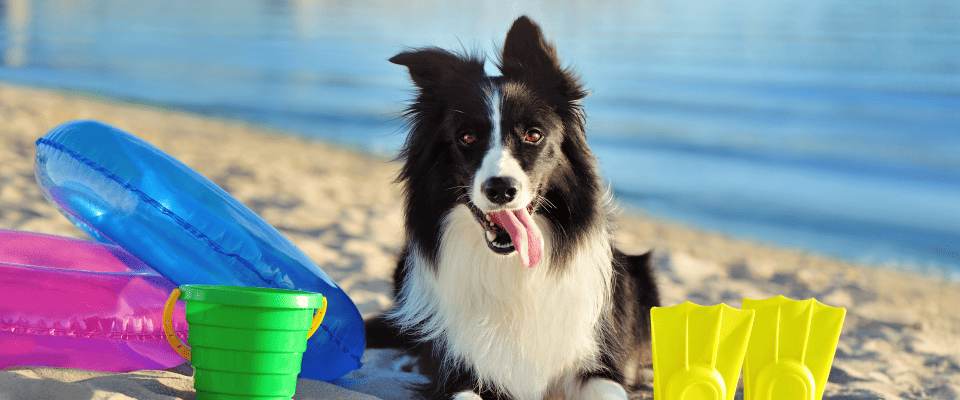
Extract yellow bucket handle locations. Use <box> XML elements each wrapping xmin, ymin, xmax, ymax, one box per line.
<box><xmin>307</xmin><ymin>296</ymin><xmax>328</xmax><ymax>338</ymax></box>
<box><xmin>162</xmin><ymin>289</ymin><xmax>191</xmax><ymax>361</ymax></box>
<box><xmin>161</xmin><ymin>288</ymin><xmax>328</xmax><ymax>362</ymax></box>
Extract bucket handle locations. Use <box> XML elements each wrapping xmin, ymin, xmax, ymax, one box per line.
<box><xmin>161</xmin><ymin>288</ymin><xmax>328</xmax><ymax>361</ymax></box>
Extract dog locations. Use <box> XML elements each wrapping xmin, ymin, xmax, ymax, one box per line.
<box><xmin>365</xmin><ymin>16</ymin><xmax>661</xmax><ymax>400</ymax></box>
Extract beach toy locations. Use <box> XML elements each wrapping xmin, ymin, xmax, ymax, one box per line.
<box><xmin>34</xmin><ymin>120</ymin><xmax>364</xmax><ymax>381</ymax></box>
<box><xmin>741</xmin><ymin>296</ymin><xmax>845</xmax><ymax>400</ymax></box>
<box><xmin>0</xmin><ymin>229</ymin><xmax>189</xmax><ymax>372</ymax></box>
<box><xmin>162</xmin><ymin>285</ymin><xmax>326</xmax><ymax>399</ymax></box>
<box><xmin>651</xmin><ymin>301</ymin><xmax>755</xmax><ymax>400</ymax></box>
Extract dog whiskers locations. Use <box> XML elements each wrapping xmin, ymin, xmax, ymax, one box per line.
<box><xmin>447</xmin><ymin>185</ymin><xmax>472</xmax><ymax>205</ymax></box>
<box><xmin>534</xmin><ymin>194</ymin><xmax>556</xmax><ymax>211</ymax></box>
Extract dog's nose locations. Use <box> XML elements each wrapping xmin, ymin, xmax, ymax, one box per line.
<box><xmin>483</xmin><ymin>177</ymin><xmax>520</xmax><ymax>204</ymax></box>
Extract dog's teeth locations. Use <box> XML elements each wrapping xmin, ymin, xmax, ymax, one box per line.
<box><xmin>485</xmin><ymin>214</ymin><xmax>491</xmax><ymax>221</ymax></box>
<box><xmin>486</xmin><ymin>231</ymin><xmax>496</xmax><ymax>242</ymax></box>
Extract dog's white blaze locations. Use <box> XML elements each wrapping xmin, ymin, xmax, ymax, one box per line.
<box><xmin>389</xmin><ymin>205</ymin><xmax>614</xmax><ymax>400</ymax></box>
<box><xmin>471</xmin><ymin>87</ymin><xmax>533</xmax><ymax>211</ymax></box>
<box><xmin>491</xmin><ymin>86</ymin><xmax>503</xmax><ymax>142</ymax></box>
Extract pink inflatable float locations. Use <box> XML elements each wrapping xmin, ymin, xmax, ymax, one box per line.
<box><xmin>0</xmin><ymin>229</ymin><xmax>189</xmax><ymax>372</ymax></box>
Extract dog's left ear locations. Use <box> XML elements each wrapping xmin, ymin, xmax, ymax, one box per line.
<box><xmin>499</xmin><ymin>16</ymin><xmax>588</xmax><ymax>102</ymax></box>
<box><xmin>390</xmin><ymin>48</ymin><xmax>486</xmax><ymax>93</ymax></box>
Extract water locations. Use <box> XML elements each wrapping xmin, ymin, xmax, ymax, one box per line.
<box><xmin>1</xmin><ymin>0</ymin><xmax>958</xmax><ymax>276</ymax></box>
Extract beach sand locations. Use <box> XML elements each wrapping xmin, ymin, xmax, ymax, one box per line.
<box><xmin>1</xmin><ymin>83</ymin><xmax>958</xmax><ymax>399</ymax></box>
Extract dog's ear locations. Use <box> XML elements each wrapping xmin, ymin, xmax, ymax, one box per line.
<box><xmin>390</xmin><ymin>48</ymin><xmax>485</xmax><ymax>91</ymax></box>
<box><xmin>500</xmin><ymin>16</ymin><xmax>559</xmax><ymax>77</ymax></box>
<box><xmin>500</xmin><ymin>16</ymin><xmax>587</xmax><ymax>102</ymax></box>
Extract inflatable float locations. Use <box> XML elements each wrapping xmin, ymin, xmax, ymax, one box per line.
<box><xmin>0</xmin><ymin>229</ymin><xmax>189</xmax><ymax>372</ymax></box>
<box><xmin>34</xmin><ymin>120</ymin><xmax>364</xmax><ymax>381</ymax></box>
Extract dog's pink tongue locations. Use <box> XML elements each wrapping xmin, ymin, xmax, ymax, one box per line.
<box><xmin>490</xmin><ymin>208</ymin><xmax>544</xmax><ymax>268</ymax></box>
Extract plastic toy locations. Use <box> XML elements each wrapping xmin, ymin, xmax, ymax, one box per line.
<box><xmin>163</xmin><ymin>285</ymin><xmax>327</xmax><ymax>399</ymax></box>
<box><xmin>651</xmin><ymin>297</ymin><xmax>845</xmax><ymax>400</ymax></box>
<box><xmin>34</xmin><ymin>120</ymin><xmax>364</xmax><ymax>381</ymax></box>
<box><xmin>742</xmin><ymin>296</ymin><xmax>845</xmax><ymax>400</ymax></box>
<box><xmin>0</xmin><ymin>229</ymin><xmax>189</xmax><ymax>372</ymax></box>
<box><xmin>651</xmin><ymin>302</ymin><xmax>755</xmax><ymax>400</ymax></box>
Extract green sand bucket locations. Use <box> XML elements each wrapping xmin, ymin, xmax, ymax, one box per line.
<box><xmin>162</xmin><ymin>285</ymin><xmax>327</xmax><ymax>400</ymax></box>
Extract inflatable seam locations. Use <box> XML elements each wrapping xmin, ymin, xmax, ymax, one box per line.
<box><xmin>319</xmin><ymin>325</ymin><xmax>363</xmax><ymax>368</ymax></box>
<box><xmin>36</xmin><ymin>138</ymin><xmax>362</xmax><ymax>362</ymax></box>
<box><xmin>1</xmin><ymin>322</ymin><xmax>188</xmax><ymax>340</ymax></box>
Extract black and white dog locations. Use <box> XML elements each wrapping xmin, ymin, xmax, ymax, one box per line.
<box><xmin>366</xmin><ymin>16</ymin><xmax>660</xmax><ymax>400</ymax></box>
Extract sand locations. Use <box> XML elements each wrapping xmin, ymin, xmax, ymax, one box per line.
<box><xmin>0</xmin><ymin>83</ymin><xmax>958</xmax><ymax>399</ymax></box>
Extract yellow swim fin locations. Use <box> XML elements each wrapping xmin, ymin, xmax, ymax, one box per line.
<box><xmin>651</xmin><ymin>301</ymin><xmax>755</xmax><ymax>400</ymax></box>
<box><xmin>741</xmin><ymin>296</ymin><xmax>846</xmax><ymax>400</ymax></box>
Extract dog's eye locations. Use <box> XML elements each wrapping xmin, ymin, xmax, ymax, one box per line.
<box><xmin>461</xmin><ymin>132</ymin><xmax>476</xmax><ymax>145</ymax></box>
<box><xmin>524</xmin><ymin>129</ymin><xmax>542</xmax><ymax>143</ymax></box>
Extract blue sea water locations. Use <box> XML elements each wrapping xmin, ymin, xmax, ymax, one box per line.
<box><xmin>1</xmin><ymin>0</ymin><xmax>958</xmax><ymax>276</ymax></box>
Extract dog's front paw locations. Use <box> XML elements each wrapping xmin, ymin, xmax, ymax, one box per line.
<box><xmin>578</xmin><ymin>378</ymin><xmax>629</xmax><ymax>400</ymax></box>
<box><xmin>452</xmin><ymin>391</ymin><xmax>483</xmax><ymax>400</ymax></box>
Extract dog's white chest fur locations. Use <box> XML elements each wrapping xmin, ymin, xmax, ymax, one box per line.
<box><xmin>392</xmin><ymin>206</ymin><xmax>614</xmax><ymax>400</ymax></box>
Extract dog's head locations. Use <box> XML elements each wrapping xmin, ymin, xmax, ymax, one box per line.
<box><xmin>393</xmin><ymin>16</ymin><xmax>599</xmax><ymax>268</ymax></box>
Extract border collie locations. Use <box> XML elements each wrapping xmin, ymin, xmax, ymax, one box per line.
<box><xmin>366</xmin><ymin>16</ymin><xmax>660</xmax><ymax>400</ymax></box>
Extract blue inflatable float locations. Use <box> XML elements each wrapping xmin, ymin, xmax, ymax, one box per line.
<box><xmin>34</xmin><ymin>120</ymin><xmax>364</xmax><ymax>382</ymax></box>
